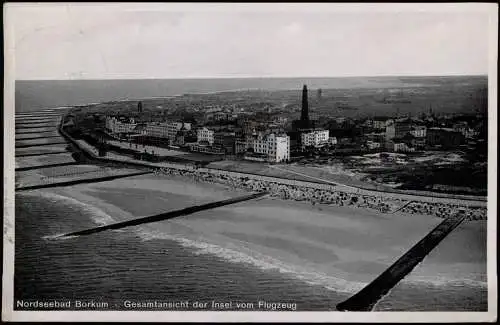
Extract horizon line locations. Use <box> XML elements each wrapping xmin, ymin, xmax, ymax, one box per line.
<box><xmin>16</xmin><ymin>73</ymin><xmax>488</xmax><ymax>82</ymax></box>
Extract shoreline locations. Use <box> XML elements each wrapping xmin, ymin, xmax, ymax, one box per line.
<box><xmin>19</xmin><ymin>173</ymin><xmax>486</xmax><ymax>291</ymax></box>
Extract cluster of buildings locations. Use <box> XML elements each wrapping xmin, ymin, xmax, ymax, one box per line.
<box><xmin>105</xmin><ymin>117</ymin><xmax>193</xmax><ymax>144</ymax></box>
<box><xmin>361</xmin><ymin>116</ymin><xmax>475</xmax><ymax>153</ymax></box>
<box><xmin>104</xmin><ymin>85</ymin><xmax>335</xmax><ymax>163</ymax></box>
<box><xmin>103</xmin><ymin>84</ymin><xmax>482</xmax><ymax>162</ymax></box>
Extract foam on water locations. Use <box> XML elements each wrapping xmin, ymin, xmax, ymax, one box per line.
<box><xmin>131</xmin><ymin>222</ymin><xmax>487</xmax><ymax>296</ymax></box>
<box><xmin>405</xmin><ymin>276</ymin><xmax>487</xmax><ymax>288</ymax></box>
<box><xmin>133</xmin><ymin>227</ymin><xmax>367</xmax><ymax>294</ymax></box>
<box><xmin>42</xmin><ymin>234</ymin><xmax>79</xmax><ymax>241</ymax></box>
<box><xmin>21</xmin><ymin>191</ymin><xmax>115</xmax><ymax>226</ymax></box>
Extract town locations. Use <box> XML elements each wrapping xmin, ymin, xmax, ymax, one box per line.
<box><xmin>63</xmin><ymin>83</ymin><xmax>488</xmax><ymax>195</ymax></box>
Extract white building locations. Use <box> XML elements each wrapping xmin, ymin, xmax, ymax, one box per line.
<box><xmin>300</xmin><ymin>129</ymin><xmax>329</xmax><ymax>148</ymax></box>
<box><xmin>143</xmin><ymin>122</ymin><xmax>169</xmax><ymax>138</ymax></box>
<box><xmin>197</xmin><ymin>127</ymin><xmax>215</xmax><ymax>145</ymax></box>
<box><xmin>106</xmin><ymin>116</ymin><xmax>137</xmax><ymax>135</ymax></box>
<box><xmin>251</xmin><ymin>133</ymin><xmax>290</xmax><ymax>163</ymax></box>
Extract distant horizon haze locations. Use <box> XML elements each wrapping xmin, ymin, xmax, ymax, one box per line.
<box><xmin>15</xmin><ymin>73</ymin><xmax>489</xmax><ymax>82</ymax></box>
<box><xmin>14</xmin><ymin>76</ymin><xmax>487</xmax><ymax>113</ymax></box>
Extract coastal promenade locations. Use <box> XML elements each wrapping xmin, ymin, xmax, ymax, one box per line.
<box><xmin>59</xmin><ymin>124</ymin><xmax>487</xmax><ymax>220</ymax></box>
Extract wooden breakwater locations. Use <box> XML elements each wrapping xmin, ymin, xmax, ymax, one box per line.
<box><xmin>15</xmin><ymin>171</ymin><xmax>152</xmax><ymax>192</ymax></box>
<box><xmin>15</xmin><ymin>135</ymin><xmax>63</xmax><ymax>141</ymax></box>
<box><xmin>16</xmin><ymin>130</ymin><xmax>60</xmax><ymax>135</ymax></box>
<box><xmin>15</xmin><ymin>125</ymin><xmax>59</xmax><ymax>130</ymax></box>
<box><xmin>336</xmin><ymin>214</ymin><xmax>466</xmax><ymax>311</ymax></box>
<box><xmin>15</xmin><ymin>161</ymin><xmax>80</xmax><ymax>172</ymax></box>
<box><xmin>60</xmin><ymin>191</ymin><xmax>269</xmax><ymax>237</ymax></box>
<box><xmin>15</xmin><ymin>121</ymin><xmax>60</xmax><ymax>126</ymax></box>
<box><xmin>15</xmin><ymin>141</ymin><xmax>69</xmax><ymax>149</ymax></box>
<box><xmin>15</xmin><ymin>151</ymin><xmax>69</xmax><ymax>158</ymax></box>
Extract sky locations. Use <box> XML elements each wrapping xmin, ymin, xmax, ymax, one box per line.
<box><xmin>6</xmin><ymin>3</ymin><xmax>496</xmax><ymax>80</ymax></box>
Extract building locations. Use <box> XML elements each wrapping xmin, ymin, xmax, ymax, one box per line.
<box><xmin>301</xmin><ymin>85</ymin><xmax>309</xmax><ymax>122</ymax></box>
<box><xmin>168</xmin><ymin>122</ymin><xmax>191</xmax><ymax>141</ymax></box>
<box><xmin>394</xmin><ymin>142</ymin><xmax>415</xmax><ymax>152</ymax></box>
<box><xmin>188</xmin><ymin>143</ymin><xmax>225</xmax><ymax>155</ymax></box>
<box><xmin>214</xmin><ymin>131</ymin><xmax>236</xmax><ymax>155</ymax></box>
<box><xmin>247</xmin><ymin>132</ymin><xmax>290</xmax><ymax>163</ymax></box>
<box><xmin>197</xmin><ymin>127</ymin><xmax>215</xmax><ymax>145</ymax></box>
<box><xmin>372</xmin><ymin>117</ymin><xmax>393</xmax><ymax>130</ymax></box>
<box><xmin>410</xmin><ymin>125</ymin><xmax>427</xmax><ymax>148</ymax></box>
<box><xmin>205</xmin><ymin>111</ymin><xmax>228</xmax><ymax>123</ymax></box>
<box><xmin>105</xmin><ymin>116</ymin><xmax>137</xmax><ymax>136</ymax></box>
<box><xmin>385</xmin><ymin>119</ymin><xmax>412</xmax><ymax>150</ymax></box>
<box><xmin>300</xmin><ymin>129</ymin><xmax>330</xmax><ymax>148</ymax></box>
<box><xmin>292</xmin><ymin>85</ymin><xmax>316</xmax><ymax>130</ymax></box>
<box><xmin>235</xmin><ymin>139</ymin><xmax>249</xmax><ymax>154</ymax></box>
<box><xmin>143</xmin><ymin>122</ymin><xmax>169</xmax><ymax>138</ymax></box>
<box><xmin>410</xmin><ymin>125</ymin><xmax>427</xmax><ymax>138</ymax></box>
<box><xmin>453</xmin><ymin>121</ymin><xmax>477</xmax><ymax>139</ymax></box>
<box><xmin>385</xmin><ymin>119</ymin><xmax>411</xmax><ymax>140</ymax></box>
<box><xmin>426</xmin><ymin>128</ymin><xmax>465</xmax><ymax>148</ymax></box>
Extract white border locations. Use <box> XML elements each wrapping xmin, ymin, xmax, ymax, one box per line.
<box><xmin>3</xmin><ymin>2</ymin><xmax>498</xmax><ymax>322</ymax></box>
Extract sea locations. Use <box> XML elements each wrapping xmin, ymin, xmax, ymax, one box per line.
<box><xmin>13</xmin><ymin>77</ymin><xmax>488</xmax><ymax>312</ymax></box>
<box><xmin>14</xmin><ymin>76</ymin><xmax>486</xmax><ymax>112</ymax></box>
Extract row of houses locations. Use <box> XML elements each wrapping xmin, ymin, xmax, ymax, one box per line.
<box><xmin>105</xmin><ymin>116</ymin><xmax>192</xmax><ymax>141</ymax></box>
<box><xmin>194</xmin><ymin>127</ymin><xmax>290</xmax><ymax>162</ymax></box>
<box><xmin>105</xmin><ymin>116</ymin><xmax>293</xmax><ymax>162</ymax></box>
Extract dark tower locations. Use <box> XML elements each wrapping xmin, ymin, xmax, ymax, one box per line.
<box><xmin>301</xmin><ymin>85</ymin><xmax>309</xmax><ymax>121</ymax></box>
<box><xmin>138</xmin><ymin>101</ymin><xmax>143</xmax><ymax>113</ymax></box>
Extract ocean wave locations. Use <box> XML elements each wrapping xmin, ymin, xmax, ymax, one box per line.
<box><xmin>133</xmin><ymin>227</ymin><xmax>366</xmax><ymax>294</ymax></box>
<box><xmin>42</xmin><ymin>234</ymin><xmax>79</xmax><ymax>241</ymax></box>
<box><xmin>20</xmin><ymin>191</ymin><xmax>115</xmax><ymax>226</ymax></box>
<box><xmin>133</xmin><ymin>226</ymin><xmax>487</xmax><ymax>295</ymax></box>
<box><xmin>404</xmin><ymin>276</ymin><xmax>487</xmax><ymax>289</ymax></box>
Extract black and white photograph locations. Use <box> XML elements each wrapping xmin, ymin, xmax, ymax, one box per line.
<box><xmin>3</xmin><ymin>3</ymin><xmax>497</xmax><ymax>322</ymax></box>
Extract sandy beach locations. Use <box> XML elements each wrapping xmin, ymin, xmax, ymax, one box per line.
<box><xmin>37</xmin><ymin>173</ymin><xmax>486</xmax><ymax>295</ymax></box>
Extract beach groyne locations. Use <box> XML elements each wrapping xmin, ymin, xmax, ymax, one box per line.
<box><xmin>15</xmin><ymin>142</ymin><xmax>69</xmax><ymax>149</ymax></box>
<box><xmin>15</xmin><ymin>130</ymin><xmax>62</xmax><ymax>135</ymax></box>
<box><xmin>60</xmin><ymin>191</ymin><xmax>268</xmax><ymax>237</ymax></box>
<box><xmin>15</xmin><ymin>171</ymin><xmax>152</xmax><ymax>192</ymax></box>
<box><xmin>15</xmin><ymin>161</ymin><xmax>80</xmax><ymax>172</ymax></box>
<box><xmin>336</xmin><ymin>214</ymin><xmax>466</xmax><ymax>311</ymax></box>
<box><xmin>15</xmin><ymin>151</ymin><xmax>69</xmax><ymax>157</ymax></box>
<box><xmin>15</xmin><ymin>121</ymin><xmax>60</xmax><ymax>126</ymax></box>
<box><xmin>15</xmin><ymin>135</ymin><xmax>63</xmax><ymax>141</ymax></box>
<box><xmin>15</xmin><ymin>125</ymin><xmax>60</xmax><ymax>129</ymax></box>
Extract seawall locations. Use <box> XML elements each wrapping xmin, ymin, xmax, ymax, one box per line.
<box><xmin>58</xmin><ymin>123</ymin><xmax>487</xmax><ymax>221</ymax></box>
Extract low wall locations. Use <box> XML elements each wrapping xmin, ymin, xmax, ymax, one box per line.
<box><xmin>153</xmin><ymin>167</ymin><xmax>487</xmax><ymax>221</ymax></box>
